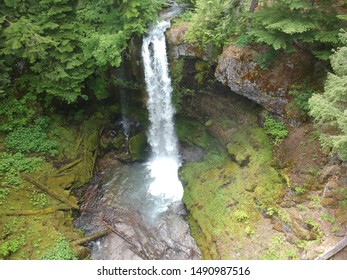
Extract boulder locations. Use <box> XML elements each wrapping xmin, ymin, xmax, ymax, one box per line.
<box><xmin>129</xmin><ymin>133</ymin><xmax>148</xmax><ymax>161</ymax></box>
<box><xmin>215</xmin><ymin>46</ymin><xmax>315</xmax><ymax>119</ymax></box>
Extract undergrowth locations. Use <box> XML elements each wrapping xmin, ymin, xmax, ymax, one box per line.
<box><xmin>4</xmin><ymin>116</ymin><xmax>58</xmax><ymax>156</ymax></box>
<box><xmin>263</xmin><ymin>115</ymin><xmax>288</xmax><ymax>144</ymax></box>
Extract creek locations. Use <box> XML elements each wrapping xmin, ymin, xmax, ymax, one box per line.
<box><xmin>75</xmin><ymin>8</ymin><xmax>201</xmax><ymax>260</ymax></box>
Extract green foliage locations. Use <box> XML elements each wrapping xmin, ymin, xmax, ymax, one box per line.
<box><xmin>0</xmin><ymin>94</ymin><xmax>37</xmax><ymax>132</ymax></box>
<box><xmin>234</xmin><ymin>210</ymin><xmax>249</xmax><ymax>222</ymax></box>
<box><xmin>87</xmin><ymin>76</ymin><xmax>109</xmax><ymax>101</ymax></box>
<box><xmin>40</xmin><ymin>234</ymin><xmax>76</xmax><ymax>260</ymax></box>
<box><xmin>320</xmin><ymin>213</ymin><xmax>335</xmax><ymax>223</ymax></box>
<box><xmin>289</xmin><ymin>85</ymin><xmax>316</xmax><ymax>114</ymax></box>
<box><xmin>259</xmin><ymin>235</ymin><xmax>297</xmax><ymax>260</ymax></box>
<box><xmin>0</xmin><ymin>235</ymin><xmax>26</xmax><ymax>259</ymax></box>
<box><xmin>309</xmin><ymin>195</ymin><xmax>321</xmax><ymax>209</ymax></box>
<box><xmin>244</xmin><ymin>225</ymin><xmax>255</xmax><ymax>236</ymax></box>
<box><xmin>309</xmin><ymin>31</ymin><xmax>347</xmax><ymax>161</ymax></box>
<box><xmin>296</xmin><ymin>204</ymin><xmax>308</xmax><ymax>212</ymax></box>
<box><xmin>305</xmin><ymin>217</ymin><xmax>323</xmax><ymax>240</ymax></box>
<box><xmin>0</xmin><ymin>188</ymin><xmax>10</xmax><ymax>204</ymax></box>
<box><xmin>173</xmin><ymin>10</ymin><xmax>194</xmax><ymax>25</ymax></box>
<box><xmin>0</xmin><ymin>152</ymin><xmax>43</xmax><ymax>187</ymax></box>
<box><xmin>0</xmin><ymin>0</ymin><xmax>164</xmax><ymax>105</ymax></box>
<box><xmin>4</xmin><ymin>117</ymin><xmax>58</xmax><ymax>156</ymax></box>
<box><xmin>247</xmin><ymin>0</ymin><xmax>344</xmax><ymax>57</ymax></box>
<box><xmin>294</xmin><ymin>185</ymin><xmax>306</xmax><ymax>195</ymax></box>
<box><xmin>263</xmin><ymin>116</ymin><xmax>288</xmax><ymax>144</ymax></box>
<box><xmin>332</xmin><ymin>226</ymin><xmax>341</xmax><ymax>234</ymax></box>
<box><xmin>30</xmin><ymin>190</ymin><xmax>47</xmax><ymax>209</ymax></box>
<box><xmin>255</xmin><ymin>49</ymin><xmax>280</xmax><ymax>70</ymax></box>
<box><xmin>171</xmin><ymin>58</ymin><xmax>196</xmax><ymax>111</ymax></box>
<box><xmin>185</xmin><ymin>0</ymin><xmax>248</xmax><ymax>51</ymax></box>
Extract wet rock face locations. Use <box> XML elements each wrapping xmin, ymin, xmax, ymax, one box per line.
<box><xmin>75</xmin><ymin>152</ymin><xmax>201</xmax><ymax>260</ymax></box>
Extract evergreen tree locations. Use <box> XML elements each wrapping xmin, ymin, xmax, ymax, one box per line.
<box><xmin>0</xmin><ymin>0</ymin><xmax>164</xmax><ymax>120</ymax></box>
<box><xmin>309</xmin><ymin>31</ymin><xmax>347</xmax><ymax>161</ymax></box>
<box><xmin>185</xmin><ymin>0</ymin><xmax>246</xmax><ymax>50</ymax></box>
<box><xmin>247</xmin><ymin>0</ymin><xmax>344</xmax><ymax>58</ymax></box>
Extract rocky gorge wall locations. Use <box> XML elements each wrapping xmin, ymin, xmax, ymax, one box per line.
<box><xmin>166</xmin><ymin>22</ymin><xmax>347</xmax><ymax>260</ymax></box>
<box><xmin>167</xmin><ymin>23</ymin><xmax>322</xmax><ymax>122</ymax></box>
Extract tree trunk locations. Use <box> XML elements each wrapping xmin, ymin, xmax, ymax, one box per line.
<box><xmin>249</xmin><ymin>0</ymin><xmax>258</xmax><ymax>13</ymax></box>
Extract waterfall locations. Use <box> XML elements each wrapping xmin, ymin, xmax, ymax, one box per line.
<box><xmin>142</xmin><ymin>20</ymin><xmax>183</xmax><ymax>202</ymax></box>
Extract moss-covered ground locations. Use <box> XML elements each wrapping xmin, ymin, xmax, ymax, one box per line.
<box><xmin>176</xmin><ymin>83</ymin><xmax>346</xmax><ymax>259</ymax></box>
<box><xmin>0</xmin><ymin>112</ymin><xmax>106</xmax><ymax>259</ymax></box>
<box><xmin>179</xmin><ymin>116</ymin><xmax>290</xmax><ymax>259</ymax></box>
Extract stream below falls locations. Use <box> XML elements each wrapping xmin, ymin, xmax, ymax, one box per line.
<box><xmin>75</xmin><ymin>152</ymin><xmax>201</xmax><ymax>260</ymax></box>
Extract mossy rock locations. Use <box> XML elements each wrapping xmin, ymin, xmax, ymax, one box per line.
<box><xmin>111</xmin><ymin>133</ymin><xmax>126</xmax><ymax>150</ymax></box>
<box><xmin>176</xmin><ymin>117</ymin><xmax>211</xmax><ymax>149</ymax></box>
<box><xmin>46</xmin><ymin>174</ymin><xmax>76</xmax><ymax>189</ymax></box>
<box><xmin>129</xmin><ymin>133</ymin><xmax>148</xmax><ymax>162</ymax></box>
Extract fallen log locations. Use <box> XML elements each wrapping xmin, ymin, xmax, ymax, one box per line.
<box><xmin>315</xmin><ymin>235</ymin><xmax>347</xmax><ymax>260</ymax></box>
<box><xmin>57</xmin><ymin>157</ymin><xmax>84</xmax><ymax>174</ymax></box>
<box><xmin>0</xmin><ymin>204</ymin><xmax>72</xmax><ymax>216</ymax></box>
<box><xmin>96</xmin><ymin>217</ymin><xmax>149</xmax><ymax>260</ymax></box>
<box><xmin>71</xmin><ymin>229</ymin><xmax>112</xmax><ymax>247</ymax></box>
<box><xmin>22</xmin><ymin>174</ymin><xmax>79</xmax><ymax>210</ymax></box>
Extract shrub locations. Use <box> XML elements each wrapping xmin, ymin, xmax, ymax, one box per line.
<box><xmin>294</xmin><ymin>186</ymin><xmax>306</xmax><ymax>195</ymax></box>
<box><xmin>0</xmin><ymin>235</ymin><xmax>26</xmax><ymax>259</ymax></box>
<box><xmin>263</xmin><ymin>116</ymin><xmax>288</xmax><ymax>144</ymax></box>
<box><xmin>234</xmin><ymin>210</ymin><xmax>249</xmax><ymax>222</ymax></box>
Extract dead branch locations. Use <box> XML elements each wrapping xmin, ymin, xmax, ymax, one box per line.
<box><xmin>71</xmin><ymin>229</ymin><xmax>112</xmax><ymax>247</ymax></box>
<box><xmin>57</xmin><ymin>157</ymin><xmax>84</xmax><ymax>174</ymax></box>
<box><xmin>0</xmin><ymin>204</ymin><xmax>72</xmax><ymax>216</ymax></box>
<box><xmin>97</xmin><ymin>217</ymin><xmax>135</xmax><ymax>247</ymax></box>
<box><xmin>315</xmin><ymin>235</ymin><xmax>347</xmax><ymax>260</ymax></box>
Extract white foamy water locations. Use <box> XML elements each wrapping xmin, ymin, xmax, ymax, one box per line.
<box><xmin>142</xmin><ymin>20</ymin><xmax>183</xmax><ymax>201</ymax></box>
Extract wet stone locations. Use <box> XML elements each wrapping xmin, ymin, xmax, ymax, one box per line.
<box><xmin>75</xmin><ymin>157</ymin><xmax>201</xmax><ymax>260</ymax></box>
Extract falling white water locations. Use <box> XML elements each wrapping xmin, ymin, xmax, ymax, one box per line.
<box><xmin>142</xmin><ymin>20</ymin><xmax>183</xmax><ymax>201</ymax></box>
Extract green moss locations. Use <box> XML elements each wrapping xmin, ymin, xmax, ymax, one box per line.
<box><xmin>0</xmin><ymin>111</ymin><xmax>106</xmax><ymax>260</ymax></box>
<box><xmin>259</xmin><ymin>235</ymin><xmax>299</xmax><ymax>260</ymax></box>
<box><xmin>176</xmin><ymin>117</ymin><xmax>212</xmax><ymax>149</ymax></box>
<box><xmin>129</xmin><ymin>133</ymin><xmax>148</xmax><ymax>161</ymax></box>
<box><xmin>182</xmin><ymin>120</ymin><xmax>285</xmax><ymax>259</ymax></box>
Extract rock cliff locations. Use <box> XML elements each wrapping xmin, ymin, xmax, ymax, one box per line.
<box><xmin>167</xmin><ymin>24</ymin><xmax>319</xmax><ymax>120</ymax></box>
